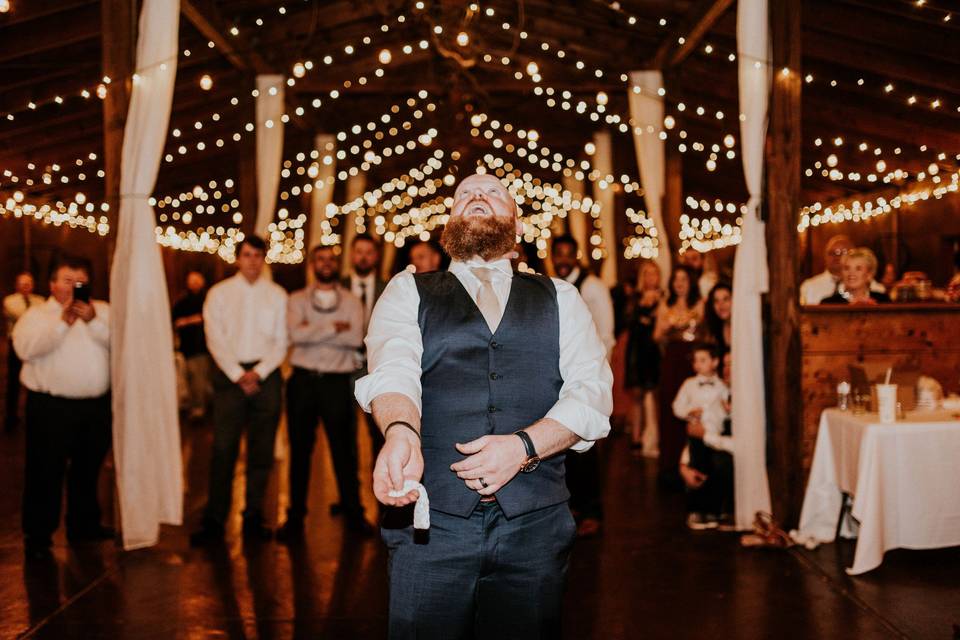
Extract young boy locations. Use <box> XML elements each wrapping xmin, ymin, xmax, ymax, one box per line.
<box><xmin>673</xmin><ymin>344</ymin><xmax>732</xmax><ymax>530</ymax></box>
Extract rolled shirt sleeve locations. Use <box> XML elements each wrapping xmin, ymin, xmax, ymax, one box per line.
<box><xmin>354</xmin><ymin>272</ymin><xmax>424</xmax><ymax>414</ymax></box>
<box><xmin>545</xmin><ymin>278</ymin><xmax>613</xmax><ymax>452</ymax></box>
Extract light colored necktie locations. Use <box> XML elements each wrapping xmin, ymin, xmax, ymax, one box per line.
<box><xmin>470</xmin><ymin>267</ymin><xmax>502</xmax><ymax>332</ymax></box>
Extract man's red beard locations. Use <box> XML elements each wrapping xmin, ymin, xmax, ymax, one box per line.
<box><xmin>440</xmin><ymin>214</ymin><xmax>517</xmax><ymax>262</ymax></box>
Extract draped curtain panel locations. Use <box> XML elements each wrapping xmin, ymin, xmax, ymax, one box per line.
<box><xmin>110</xmin><ymin>0</ymin><xmax>183</xmax><ymax>550</ymax></box>
<box><xmin>592</xmin><ymin>131</ymin><xmax>618</xmax><ymax>287</ymax></box>
<box><xmin>732</xmin><ymin>0</ymin><xmax>773</xmax><ymax>530</ymax></box>
<box><xmin>561</xmin><ymin>173</ymin><xmax>590</xmax><ymax>266</ymax></box>
<box><xmin>627</xmin><ymin>70</ymin><xmax>672</xmax><ymax>278</ymax></box>
<box><xmin>254</xmin><ymin>74</ymin><xmax>285</xmax><ymax>237</ymax></box>
<box><xmin>308</xmin><ymin>134</ymin><xmax>337</xmax><ymax>254</ymax></box>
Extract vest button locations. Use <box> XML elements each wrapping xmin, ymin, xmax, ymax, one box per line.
<box><xmin>488</xmin><ymin>405</ymin><xmax>497</xmax><ymax>413</ymax></box>
<box><xmin>489</xmin><ymin>372</ymin><xmax>499</xmax><ymax>380</ymax></box>
<box><xmin>490</xmin><ymin>341</ymin><xmax>500</xmax><ymax>349</ymax></box>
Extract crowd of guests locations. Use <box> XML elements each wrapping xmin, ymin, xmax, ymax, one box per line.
<box><xmin>1</xmin><ymin>228</ymin><xmax>917</xmax><ymax>557</ymax></box>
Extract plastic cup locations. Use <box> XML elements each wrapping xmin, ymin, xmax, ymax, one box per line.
<box><xmin>876</xmin><ymin>384</ymin><xmax>898</xmax><ymax>424</ymax></box>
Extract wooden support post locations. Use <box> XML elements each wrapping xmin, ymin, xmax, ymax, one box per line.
<box><xmin>663</xmin><ymin>145</ymin><xmax>683</xmax><ymax>257</ymax></box>
<box><xmin>766</xmin><ymin>0</ymin><xmax>804</xmax><ymax>527</ymax></box>
<box><xmin>101</xmin><ymin>0</ymin><xmax>136</xmax><ymax>262</ymax></box>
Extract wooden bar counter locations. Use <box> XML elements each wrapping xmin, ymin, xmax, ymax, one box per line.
<box><xmin>800</xmin><ymin>303</ymin><xmax>960</xmax><ymax>471</ymax></box>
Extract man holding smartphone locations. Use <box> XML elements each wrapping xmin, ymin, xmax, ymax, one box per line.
<box><xmin>13</xmin><ymin>255</ymin><xmax>113</xmax><ymax>560</ymax></box>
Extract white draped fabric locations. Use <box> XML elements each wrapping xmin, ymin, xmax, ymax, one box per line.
<box><xmin>254</xmin><ymin>75</ymin><xmax>285</xmax><ymax>237</ymax></box>
<box><xmin>592</xmin><ymin>131</ymin><xmax>618</xmax><ymax>286</ymax></box>
<box><xmin>110</xmin><ymin>0</ymin><xmax>182</xmax><ymax>550</ymax></box>
<box><xmin>627</xmin><ymin>70</ymin><xmax>672</xmax><ymax>277</ymax></box>
<box><xmin>308</xmin><ymin>134</ymin><xmax>336</xmax><ymax>252</ymax></box>
<box><xmin>562</xmin><ymin>173</ymin><xmax>590</xmax><ymax>265</ymax></box>
<box><xmin>732</xmin><ymin>0</ymin><xmax>773</xmax><ymax>530</ymax></box>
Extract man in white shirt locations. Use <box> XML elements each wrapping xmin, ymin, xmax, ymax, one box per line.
<box><xmin>800</xmin><ymin>234</ymin><xmax>885</xmax><ymax>304</ymax></box>
<box><xmin>13</xmin><ymin>256</ymin><xmax>112</xmax><ymax>559</ymax></box>
<box><xmin>191</xmin><ymin>236</ymin><xmax>288</xmax><ymax>545</ymax></box>
<box><xmin>277</xmin><ymin>246</ymin><xmax>369</xmax><ymax>542</ymax></box>
<box><xmin>356</xmin><ymin>173</ymin><xmax>613</xmax><ymax>637</ymax></box>
<box><xmin>342</xmin><ymin>233</ymin><xmax>389</xmax><ymax>479</ymax></box>
<box><xmin>4</xmin><ymin>272</ymin><xmax>44</xmax><ymax>431</ymax></box>
<box><xmin>550</xmin><ymin>234</ymin><xmax>614</xmax><ymax>539</ymax></box>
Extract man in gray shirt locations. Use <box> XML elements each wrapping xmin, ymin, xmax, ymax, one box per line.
<box><xmin>278</xmin><ymin>245</ymin><xmax>370</xmax><ymax>540</ymax></box>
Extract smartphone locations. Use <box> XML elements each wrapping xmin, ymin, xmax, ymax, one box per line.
<box><xmin>74</xmin><ymin>282</ymin><xmax>91</xmax><ymax>303</ymax></box>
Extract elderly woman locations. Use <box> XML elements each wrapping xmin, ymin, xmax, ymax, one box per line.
<box><xmin>822</xmin><ymin>247</ymin><xmax>890</xmax><ymax>304</ymax></box>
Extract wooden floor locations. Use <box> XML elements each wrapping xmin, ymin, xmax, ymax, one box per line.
<box><xmin>1</xmin><ymin>383</ymin><xmax>959</xmax><ymax>638</ymax></box>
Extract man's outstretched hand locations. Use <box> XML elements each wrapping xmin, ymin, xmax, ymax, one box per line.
<box><xmin>373</xmin><ymin>427</ymin><xmax>424</xmax><ymax>507</ymax></box>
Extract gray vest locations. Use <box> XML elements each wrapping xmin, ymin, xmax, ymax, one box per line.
<box><xmin>414</xmin><ymin>270</ymin><xmax>568</xmax><ymax>519</ymax></box>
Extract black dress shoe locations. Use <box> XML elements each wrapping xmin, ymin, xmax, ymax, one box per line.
<box><xmin>241</xmin><ymin>519</ymin><xmax>273</xmax><ymax>542</ymax></box>
<box><xmin>67</xmin><ymin>526</ymin><xmax>116</xmax><ymax>543</ymax></box>
<box><xmin>345</xmin><ymin>516</ymin><xmax>375</xmax><ymax>537</ymax></box>
<box><xmin>275</xmin><ymin>520</ymin><xmax>305</xmax><ymax>544</ymax></box>
<box><xmin>189</xmin><ymin>525</ymin><xmax>225</xmax><ymax>547</ymax></box>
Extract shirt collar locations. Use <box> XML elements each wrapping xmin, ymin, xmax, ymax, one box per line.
<box><xmin>353</xmin><ymin>272</ymin><xmax>375</xmax><ymax>285</ymax></box>
<box><xmin>695</xmin><ymin>374</ymin><xmax>720</xmax><ymax>384</ymax></box>
<box><xmin>449</xmin><ymin>256</ymin><xmax>513</xmax><ymax>279</ymax></box>
<box><xmin>233</xmin><ymin>272</ymin><xmax>264</xmax><ymax>289</ymax></box>
<box><xmin>563</xmin><ymin>267</ymin><xmax>582</xmax><ymax>284</ymax></box>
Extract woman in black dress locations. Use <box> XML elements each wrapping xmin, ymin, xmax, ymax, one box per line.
<box><xmin>654</xmin><ymin>264</ymin><xmax>703</xmax><ymax>489</ymax></box>
<box><xmin>625</xmin><ymin>260</ymin><xmax>663</xmax><ymax>456</ymax></box>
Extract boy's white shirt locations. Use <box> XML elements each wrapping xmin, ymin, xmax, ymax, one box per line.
<box><xmin>673</xmin><ymin>374</ymin><xmax>733</xmax><ymax>459</ymax></box>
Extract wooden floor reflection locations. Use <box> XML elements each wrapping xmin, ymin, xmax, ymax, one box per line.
<box><xmin>1</xmin><ymin>406</ymin><xmax>958</xmax><ymax>638</ymax></box>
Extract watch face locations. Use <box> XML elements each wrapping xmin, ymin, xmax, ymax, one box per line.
<box><xmin>521</xmin><ymin>456</ymin><xmax>541</xmax><ymax>473</ymax></box>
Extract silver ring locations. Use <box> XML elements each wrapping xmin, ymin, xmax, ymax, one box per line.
<box><xmin>480</xmin><ymin>478</ymin><xmax>489</xmax><ymax>488</ymax></box>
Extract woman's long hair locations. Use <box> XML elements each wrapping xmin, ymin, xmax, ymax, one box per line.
<box><xmin>704</xmin><ymin>281</ymin><xmax>733</xmax><ymax>349</ymax></box>
<box><xmin>666</xmin><ymin>265</ymin><xmax>700</xmax><ymax>308</ymax></box>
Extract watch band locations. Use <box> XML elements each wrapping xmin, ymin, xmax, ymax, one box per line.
<box><xmin>514</xmin><ymin>430</ymin><xmax>537</xmax><ymax>458</ymax></box>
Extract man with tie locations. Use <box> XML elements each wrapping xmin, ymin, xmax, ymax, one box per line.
<box><xmin>342</xmin><ymin>233</ymin><xmax>388</xmax><ymax>488</ymax></box>
<box><xmin>278</xmin><ymin>245</ymin><xmax>370</xmax><ymax>541</ymax></box>
<box><xmin>13</xmin><ymin>256</ymin><xmax>113</xmax><ymax>559</ymax></box>
<box><xmin>356</xmin><ymin>173</ymin><xmax>613</xmax><ymax>637</ymax></box>
<box><xmin>4</xmin><ymin>272</ymin><xmax>44</xmax><ymax>431</ymax></box>
<box><xmin>190</xmin><ymin>236</ymin><xmax>288</xmax><ymax>545</ymax></box>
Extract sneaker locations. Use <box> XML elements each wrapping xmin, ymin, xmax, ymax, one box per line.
<box><xmin>686</xmin><ymin>513</ymin><xmax>719</xmax><ymax>531</ymax></box>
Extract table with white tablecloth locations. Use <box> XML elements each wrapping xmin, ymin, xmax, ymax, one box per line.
<box><xmin>796</xmin><ymin>408</ymin><xmax>960</xmax><ymax>575</ymax></box>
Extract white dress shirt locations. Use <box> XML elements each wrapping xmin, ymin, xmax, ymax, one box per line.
<box><xmin>355</xmin><ymin>256</ymin><xmax>613</xmax><ymax>452</ymax></box>
<box><xmin>672</xmin><ymin>373</ymin><xmax>731</xmax><ymax>453</ymax></box>
<box><xmin>3</xmin><ymin>292</ymin><xmax>44</xmax><ymax>335</ymax></box>
<box><xmin>203</xmin><ymin>273</ymin><xmax>288</xmax><ymax>382</ymax></box>
<box><xmin>800</xmin><ymin>270</ymin><xmax>885</xmax><ymax>305</ymax></box>
<box><xmin>565</xmin><ymin>267</ymin><xmax>616</xmax><ymax>359</ymax></box>
<box><xmin>349</xmin><ymin>272</ymin><xmax>377</xmax><ymax>328</ymax></box>
<box><xmin>12</xmin><ymin>298</ymin><xmax>111</xmax><ymax>398</ymax></box>
<box><xmin>288</xmin><ymin>285</ymin><xmax>364</xmax><ymax>373</ymax></box>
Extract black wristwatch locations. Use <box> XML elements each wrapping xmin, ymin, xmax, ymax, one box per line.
<box><xmin>514</xmin><ymin>430</ymin><xmax>541</xmax><ymax>473</ymax></box>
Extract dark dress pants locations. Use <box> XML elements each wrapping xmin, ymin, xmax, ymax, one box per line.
<box><xmin>565</xmin><ymin>445</ymin><xmax>604</xmax><ymax>521</ymax></box>
<box><xmin>22</xmin><ymin>391</ymin><xmax>112</xmax><ymax>544</ymax></box>
<box><xmin>687</xmin><ymin>437</ymin><xmax>734</xmax><ymax>516</ymax></box>
<box><xmin>382</xmin><ymin>501</ymin><xmax>577</xmax><ymax>640</ymax></box>
<box><xmin>285</xmin><ymin>368</ymin><xmax>362</xmax><ymax>522</ymax></box>
<box><xmin>5</xmin><ymin>339</ymin><xmax>23</xmax><ymax>427</ymax></box>
<box><xmin>203</xmin><ymin>366</ymin><xmax>281</xmax><ymax>528</ymax></box>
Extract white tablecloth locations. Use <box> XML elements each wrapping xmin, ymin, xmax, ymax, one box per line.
<box><xmin>797</xmin><ymin>408</ymin><xmax>960</xmax><ymax>575</ymax></box>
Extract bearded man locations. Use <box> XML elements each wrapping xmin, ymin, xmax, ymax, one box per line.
<box><xmin>355</xmin><ymin>173</ymin><xmax>613</xmax><ymax>638</ymax></box>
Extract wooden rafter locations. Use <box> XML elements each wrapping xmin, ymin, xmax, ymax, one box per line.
<box><xmin>651</xmin><ymin>0</ymin><xmax>734</xmax><ymax>68</ymax></box>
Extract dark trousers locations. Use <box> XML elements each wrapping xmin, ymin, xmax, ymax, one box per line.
<box><xmin>565</xmin><ymin>445</ymin><xmax>604</xmax><ymax>521</ymax></box>
<box><xmin>285</xmin><ymin>368</ymin><xmax>362</xmax><ymax>521</ymax></box>
<box><xmin>382</xmin><ymin>501</ymin><xmax>576</xmax><ymax>639</ymax></box>
<box><xmin>203</xmin><ymin>366</ymin><xmax>281</xmax><ymax>528</ymax></box>
<box><xmin>22</xmin><ymin>391</ymin><xmax>112</xmax><ymax>544</ymax></box>
<box><xmin>686</xmin><ymin>437</ymin><xmax>734</xmax><ymax>517</ymax></box>
<box><xmin>5</xmin><ymin>338</ymin><xmax>23</xmax><ymax>427</ymax></box>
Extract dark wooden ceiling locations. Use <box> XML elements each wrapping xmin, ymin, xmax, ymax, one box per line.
<box><xmin>1</xmin><ymin>0</ymin><xmax>958</xmax><ymax>244</ymax></box>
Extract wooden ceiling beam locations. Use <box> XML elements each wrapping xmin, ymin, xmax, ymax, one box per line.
<box><xmin>0</xmin><ymin>3</ymin><xmax>100</xmax><ymax>64</ymax></box>
<box><xmin>651</xmin><ymin>0</ymin><xmax>734</xmax><ymax>68</ymax></box>
<box><xmin>0</xmin><ymin>0</ymin><xmax>95</xmax><ymax>27</ymax></box>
